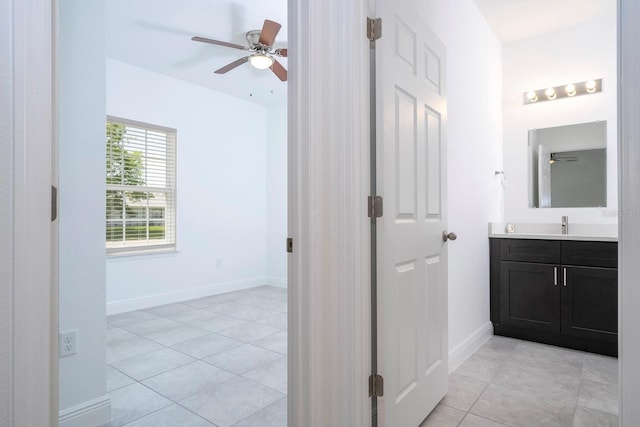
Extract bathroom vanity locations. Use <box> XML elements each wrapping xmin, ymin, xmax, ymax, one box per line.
<box><xmin>489</xmin><ymin>226</ymin><xmax>618</xmax><ymax>356</ymax></box>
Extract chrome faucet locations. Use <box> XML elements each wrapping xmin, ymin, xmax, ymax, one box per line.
<box><xmin>561</xmin><ymin>216</ymin><xmax>569</xmax><ymax>234</ymax></box>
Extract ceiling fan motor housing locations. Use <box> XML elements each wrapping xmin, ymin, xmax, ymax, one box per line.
<box><xmin>246</xmin><ymin>30</ymin><xmax>265</xmax><ymax>48</ymax></box>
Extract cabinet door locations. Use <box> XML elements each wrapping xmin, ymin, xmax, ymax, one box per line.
<box><xmin>561</xmin><ymin>266</ymin><xmax>618</xmax><ymax>342</ymax></box>
<box><xmin>499</xmin><ymin>261</ymin><xmax>560</xmax><ymax>332</ymax></box>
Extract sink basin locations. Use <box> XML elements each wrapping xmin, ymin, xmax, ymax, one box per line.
<box><xmin>488</xmin><ymin>222</ymin><xmax>618</xmax><ymax>242</ymax></box>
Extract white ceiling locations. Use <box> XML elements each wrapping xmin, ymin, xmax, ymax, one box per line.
<box><xmin>472</xmin><ymin>0</ymin><xmax>609</xmax><ymax>43</ymax></box>
<box><xmin>106</xmin><ymin>0</ymin><xmax>288</xmax><ymax>105</ymax></box>
<box><xmin>107</xmin><ymin>0</ymin><xmax>607</xmax><ymax>104</ymax></box>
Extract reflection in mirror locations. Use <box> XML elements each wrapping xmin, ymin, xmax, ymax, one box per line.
<box><xmin>529</xmin><ymin>121</ymin><xmax>607</xmax><ymax>208</ymax></box>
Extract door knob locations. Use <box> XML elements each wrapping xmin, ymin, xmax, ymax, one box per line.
<box><xmin>442</xmin><ymin>231</ymin><xmax>457</xmax><ymax>242</ymax></box>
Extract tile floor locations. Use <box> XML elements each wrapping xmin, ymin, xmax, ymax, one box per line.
<box><xmin>420</xmin><ymin>336</ymin><xmax>619</xmax><ymax>427</ymax></box>
<box><xmin>105</xmin><ymin>285</ymin><xmax>288</xmax><ymax>427</ymax></box>
<box><xmin>106</xmin><ymin>288</ymin><xmax>618</xmax><ymax>427</ymax></box>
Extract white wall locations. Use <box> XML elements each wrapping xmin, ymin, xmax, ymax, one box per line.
<box><xmin>406</xmin><ymin>0</ymin><xmax>504</xmax><ymax>355</ymax></box>
<box><xmin>502</xmin><ymin>1</ymin><xmax>617</xmax><ymax>224</ymax></box>
<box><xmin>0</xmin><ymin>0</ymin><xmax>13</xmax><ymax>421</ymax></box>
<box><xmin>106</xmin><ymin>59</ymin><xmax>271</xmax><ymax>309</ymax></box>
<box><xmin>58</xmin><ymin>0</ymin><xmax>109</xmax><ymax>417</ymax></box>
<box><xmin>266</xmin><ymin>102</ymin><xmax>288</xmax><ymax>283</ymax></box>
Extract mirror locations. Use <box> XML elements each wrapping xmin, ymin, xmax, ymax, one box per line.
<box><xmin>529</xmin><ymin>121</ymin><xmax>607</xmax><ymax>208</ymax></box>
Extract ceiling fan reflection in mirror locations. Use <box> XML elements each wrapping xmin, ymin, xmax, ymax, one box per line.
<box><xmin>191</xmin><ymin>19</ymin><xmax>287</xmax><ymax>81</ymax></box>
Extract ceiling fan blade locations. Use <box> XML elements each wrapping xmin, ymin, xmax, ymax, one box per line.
<box><xmin>270</xmin><ymin>59</ymin><xmax>287</xmax><ymax>82</ymax></box>
<box><xmin>215</xmin><ymin>57</ymin><xmax>249</xmax><ymax>74</ymax></box>
<box><xmin>259</xmin><ymin>20</ymin><xmax>281</xmax><ymax>46</ymax></box>
<box><xmin>191</xmin><ymin>36</ymin><xmax>245</xmax><ymax>50</ymax></box>
<box><xmin>274</xmin><ymin>48</ymin><xmax>287</xmax><ymax>57</ymax></box>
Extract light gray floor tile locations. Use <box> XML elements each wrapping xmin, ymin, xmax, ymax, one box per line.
<box><xmin>191</xmin><ymin>315</ymin><xmax>250</xmax><ymax>333</ymax></box>
<box><xmin>252</xmin><ymin>331</ymin><xmax>287</xmax><ymax>355</ymax></box>
<box><xmin>242</xmin><ymin>357</ymin><xmax>287</xmax><ymax>394</ymax></box>
<box><xmin>582</xmin><ymin>354</ymin><xmax>618</xmax><ymax>385</ymax></box>
<box><xmin>142</xmin><ymin>360</ymin><xmax>236</xmax><ymax>402</ymax></box>
<box><xmin>182</xmin><ymin>295</ymin><xmax>228</xmax><ymax>309</ymax></box>
<box><xmin>122</xmin><ymin>404</ymin><xmax>215</xmax><ymax>426</ymax></box>
<box><xmin>171</xmin><ymin>333</ymin><xmax>244</xmax><ymax>359</ymax></box>
<box><xmin>419</xmin><ymin>404</ymin><xmax>466</xmax><ymax>427</ymax></box>
<box><xmin>145</xmin><ymin>325</ymin><xmax>212</xmax><ymax>346</ymax></box>
<box><xmin>179</xmin><ymin>376</ymin><xmax>284</xmax><ymax>427</ymax></box>
<box><xmin>167</xmin><ymin>309</ymin><xmax>219</xmax><ymax>324</ymax></box>
<box><xmin>491</xmin><ymin>357</ymin><xmax>581</xmax><ymax>404</ymax></box>
<box><xmin>217</xmin><ymin>322</ymin><xmax>280</xmax><ymax>343</ymax></box>
<box><xmin>577</xmin><ymin>378</ymin><xmax>619</xmax><ymax>416</ymax></box>
<box><xmin>232</xmin><ymin>294</ymin><xmax>286</xmax><ymax>312</ymax></box>
<box><xmin>144</xmin><ymin>303</ymin><xmax>192</xmax><ymax>317</ymax></box>
<box><xmin>108</xmin><ymin>311</ymin><xmax>161</xmax><ymax>327</ymax></box>
<box><xmin>511</xmin><ymin>341</ymin><xmax>586</xmax><ymax>366</ymax></box>
<box><xmin>233</xmin><ymin>397</ymin><xmax>286</xmax><ymax>427</ymax></box>
<box><xmin>122</xmin><ymin>318</ymin><xmax>184</xmax><ymax>336</ymax></box>
<box><xmin>107</xmin><ymin>366</ymin><xmax>136</xmax><ymax>392</ymax></box>
<box><xmin>454</xmin><ymin>353</ymin><xmax>505</xmax><ymax>382</ymax></box>
<box><xmin>474</xmin><ymin>336</ymin><xmax>520</xmax><ymax>360</ymax></box>
<box><xmin>112</xmin><ymin>348</ymin><xmax>195</xmax><ymax>381</ymax></box>
<box><xmin>257</xmin><ymin>313</ymin><xmax>288</xmax><ymax>330</ymax></box>
<box><xmin>573</xmin><ymin>405</ymin><xmax>618</xmax><ymax>427</ymax></box>
<box><xmin>107</xmin><ymin>337</ymin><xmax>165</xmax><ymax>364</ymax></box>
<box><xmin>470</xmin><ymin>383</ymin><xmax>575</xmax><ymax>427</ymax></box>
<box><xmin>441</xmin><ymin>373</ymin><xmax>489</xmax><ymax>412</ymax></box>
<box><xmin>107</xmin><ymin>327</ymin><xmax>140</xmax><ymax>346</ymax></box>
<box><xmin>459</xmin><ymin>413</ymin><xmax>508</xmax><ymax>427</ymax></box>
<box><xmin>108</xmin><ymin>382</ymin><xmax>172</xmax><ymax>427</ymax></box>
<box><xmin>241</xmin><ymin>286</ymin><xmax>287</xmax><ymax>301</ymax></box>
<box><xmin>204</xmin><ymin>344</ymin><xmax>283</xmax><ymax>375</ymax></box>
<box><xmin>206</xmin><ymin>302</ymin><xmax>281</xmax><ymax>322</ymax></box>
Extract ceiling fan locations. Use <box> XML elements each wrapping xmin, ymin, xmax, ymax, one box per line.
<box><xmin>191</xmin><ymin>19</ymin><xmax>287</xmax><ymax>81</ymax></box>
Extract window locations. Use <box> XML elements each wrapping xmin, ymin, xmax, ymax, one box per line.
<box><xmin>106</xmin><ymin>117</ymin><xmax>176</xmax><ymax>254</ymax></box>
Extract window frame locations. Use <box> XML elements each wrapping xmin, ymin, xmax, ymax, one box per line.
<box><xmin>106</xmin><ymin>116</ymin><xmax>177</xmax><ymax>256</ymax></box>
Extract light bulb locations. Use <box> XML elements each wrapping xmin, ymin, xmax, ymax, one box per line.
<box><xmin>249</xmin><ymin>54</ymin><xmax>274</xmax><ymax>70</ymax></box>
<box><xmin>545</xmin><ymin>87</ymin><xmax>556</xmax><ymax>100</ymax></box>
<box><xmin>585</xmin><ymin>80</ymin><xmax>597</xmax><ymax>93</ymax></box>
<box><xmin>565</xmin><ymin>84</ymin><xmax>576</xmax><ymax>96</ymax></box>
<box><xmin>526</xmin><ymin>91</ymin><xmax>538</xmax><ymax>102</ymax></box>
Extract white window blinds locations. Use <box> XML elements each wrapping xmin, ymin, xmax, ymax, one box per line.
<box><xmin>106</xmin><ymin>116</ymin><xmax>177</xmax><ymax>254</ymax></box>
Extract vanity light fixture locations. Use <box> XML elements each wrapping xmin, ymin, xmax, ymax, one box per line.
<box><xmin>545</xmin><ymin>87</ymin><xmax>557</xmax><ymax>100</ymax></box>
<box><xmin>565</xmin><ymin>84</ymin><xmax>576</xmax><ymax>97</ymax></box>
<box><xmin>523</xmin><ymin>78</ymin><xmax>603</xmax><ymax>105</ymax></box>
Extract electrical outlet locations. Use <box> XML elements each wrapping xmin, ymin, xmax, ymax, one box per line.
<box><xmin>59</xmin><ymin>330</ymin><xmax>77</xmax><ymax>357</ymax></box>
<box><xmin>216</xmin><ymin>258</ymin><xmax>222</xmax><ymax>268</ymax></box>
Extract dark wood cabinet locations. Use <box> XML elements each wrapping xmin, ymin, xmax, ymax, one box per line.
<box><xmin>490</xmin><ymin>238</ymin><xmax>618</xmax><ymax>356</ymax></box>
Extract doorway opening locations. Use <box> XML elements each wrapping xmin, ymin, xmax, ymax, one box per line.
<box><xmin>57</xmin><ymin>1</ymin><xmax>288</xmax><ymax>426</ymax></box>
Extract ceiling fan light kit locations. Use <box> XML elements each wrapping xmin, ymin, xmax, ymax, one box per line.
<box><xmin>249</xmin><ymin>53</ymin><xmax>274</xmax><ymax>69</ymax></box>
<box><xmin>191</xmin><ymin>19</ymin><xmax>288</xmax><ymax>81</ymax></box>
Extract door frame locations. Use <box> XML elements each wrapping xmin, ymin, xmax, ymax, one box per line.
<box><xmin>8</xmin><ymin>0</ymin><xmax>372</xmax><ymax>425</ymax></box>
<box><xmin>7</xmin><ymin>0</ymin><xmax>640</xmax><ymax>425</ymax></box>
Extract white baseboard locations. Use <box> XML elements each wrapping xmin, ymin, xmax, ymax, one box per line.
<box><xmin>59</xmin><ymin>395</ymin><xmax>111</xmax><ymax>427</ymax></box>
<box><xmin>265</xmin><ymin>276</ymin><xmax>287</xmax><ymax>288</ymax></box>
<box><xmin>106</xmin><ymin>276</ymin><xmax>270</xmax><ymax>315</ymax></box>
<box><xmin>448</xmin><ymin>322</ymin><xmax>493</xmax><ymax>374</ymax></box>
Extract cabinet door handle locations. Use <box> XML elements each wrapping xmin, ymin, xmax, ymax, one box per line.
<box><xmin>563</xmin><ymin>267</ymin><xmax>567</xmax><ymax>287</ymax></box>
<box><xmin>554</xmin><ymin>267</ymin><xmax>558</xmax><ymax>286</ymax></box>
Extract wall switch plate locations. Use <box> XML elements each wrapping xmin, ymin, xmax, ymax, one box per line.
<box><xmin>59</xmin><ymin>330</ymin><xmax>77</xmax><ymax>357</ymax></box>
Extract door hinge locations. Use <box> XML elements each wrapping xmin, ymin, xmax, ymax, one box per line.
<box><xmin>51</xmin><ymin>185</ymin><xmax>58</xmax><ymax>222</ymax></box>
<box><xmin>286</xmin><ymin>237</ymin><xmax>293</xmax><ymax>253</ymax></box>
<box><xmin>368</xmin><ymin>195</ymin><xmax>383</xmax><ymax>218</ymax></box>
<box><xmin>367</xmin><ymin>17</ymin><xmax>382</xmax><ymax>41</ymax></box>
<box><xmin>369</xmin><ymin>374</ymin><xmax>384</xmax><ymax>397</ymax></box>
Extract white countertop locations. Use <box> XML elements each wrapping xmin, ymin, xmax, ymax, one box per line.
<box><xmin>488</xmin><ymin>222</ymin><xmax>618</xmax><ymax>242</ymax></box>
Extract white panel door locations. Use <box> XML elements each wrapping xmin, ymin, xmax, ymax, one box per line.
<box><xmin>376</xmin><ymin>1</ymin><xmax>449</xmax><ymax>426</ymax></box>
